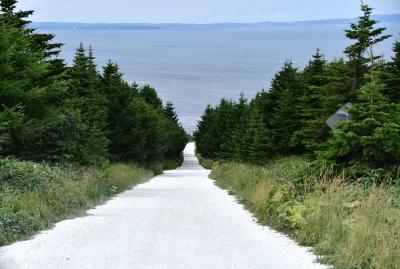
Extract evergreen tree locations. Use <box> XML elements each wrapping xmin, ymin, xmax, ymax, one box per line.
<box><xmin>320</xmin><ymin>80</ymin><xmax>400</xmax><ymax>176</ymax></box>
<box><xmin>162</xmin><ymin>101</ymin><xmax>188</xmax><ymax>161</ymax></box>
<box><xmin>243</xmin><ymin>108</ymin><xmax>270</xmax><ymax>163</ymax></box>
<box><xmin>1</xmin><ymin>0</ymin><xmax>33</xmax><ymax>27</ymax></box>
<box><xmin>0</xmin><ymin>12</ymin><xmax>70</xmax><ymax>161</ymax></box>
<box><xmin>112</xmin><ymin>98</ymin><xmax>166</xmax><ymax>162</ymax></box>
<box><xmin>164</xmin><ymin>102</ymin><xmax>179</xmax><ymax>124</ymax></box>
<box><xmin>268</xmin><ymin>62</ymin><xmax>304</xmax><ymax>155</ymax></box>
<box><xmin>302</xmin><ymin>49</ymin><xmax>327</xmax><ymax>87</ymax></box>
<box><xmin>221</xmin><ymin>94</ymin><xmax>249</xmax><ymax>161</ymax></box>
<box><xmin>87</xmin><ymin>46</ymin><xmax>101</xmax><ymax>92</ymax></box>
<box><xmin>0</xmin><ymin>0</ymin><xmax>62</xmax><ymax>59</ymax></box>
<box><xmin>69</xmin><ymin>44</ymin><xmax>90</xmax><ymax>94</ymax></box>
<box><xmin>194</xmin><ymin>105</ymin><xmax>219</xmax><ymax>159</ymax></box>
<box><xmin>292</xmin><ymin>50</ymin><xmax>328</xmax><ymax>152</ymax></box>
<box><xmin>344</xmin><ymin>3</ymin><xmax>391</xmax><ymax>98</ymax></box>
<box><xmin>66</xmin><ymin>44</ymin><xmax>109</xmax><ymax>163</ymax></box>
<box><xmin>194</xmin><ymin>3</ymin><xmax>399</xmax><ymax>179</ymax></box>
<box><xmin>1</xmin><ymin>0</ymin><xmax>187</xmax><ymax>165</ymax></box>
<box><xmin>139</xmin><ymin>85</ymin><xmax>163</xmax><ymax>109</ymax></box>
<box><xmin>380</xmin><ymin>39</ymin><xmax>400</xmax><ymax>102</ymax></box>
<box><xmin>101</xmin><ymin>61</ymin><xmax>133</xmax><ymax>159</ymax></box>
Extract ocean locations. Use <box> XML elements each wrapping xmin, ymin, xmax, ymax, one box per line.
<box><xmin>41</xmin><ymin>23</ymin><xmax>399</xmax><ymax>132</ymax></box>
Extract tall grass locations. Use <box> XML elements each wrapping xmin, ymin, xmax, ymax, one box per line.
<box><xmin>207</xmin><ymin>157</ymin><xmax>400</xmax><ymax>269</ymax></box>
<box><xmin>0</xmin><ymin>159</ymin><xmax>153</xmax><ymax>246</ymax></box>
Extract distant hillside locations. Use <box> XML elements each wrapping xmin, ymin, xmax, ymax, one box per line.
<box><xmin>32</xmin><ymin>14</ymin><xmax>400</xmax><ymax>31</ymax></box>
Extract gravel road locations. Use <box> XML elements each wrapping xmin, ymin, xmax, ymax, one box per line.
<box><xmin>0</xmin><ymin>143</ymin><xmax>326</xmax><ymax>269</ymax></box>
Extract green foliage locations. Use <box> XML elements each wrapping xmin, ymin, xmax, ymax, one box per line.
<box><xmin>380</xmin><ymin>39</ymin><xmax>400</xmax><ymax>102</ymax></box>
<box><xmin>210</xmin><ymin>160</ymin><xmax>400</xmax><ymax>269</ymax></box>
<box><xmin>268</xmin><ymin>62</ymin><xmax>304</xmax><ymax>154</ymax></box>
<box><xmin>0</xmin><ymin>158</ymin><xmax>153</xmax><ymax>246</ymax></box>
<box><xmin>100</xmin><ymin>61</ymin><xmax>188</xmax><ymax>163</ymax></box>
<box><xmin>112</xmin><ymin>98</ymin><xmax>167</xmax><ymax>162</ymax></box>
<box><xmin>0</xmin><ymin>1</ymin><xmax>187</xmax><ymax>166</ymax></box>
<box><xmin>164</xmin><ymin>101</ymin><xmax>179</xmax><ymax>124</ymax></box>
<box><xmin>320</xmin><ymin>81</ymin><xmax>400</xmax><ymax>178</ymax></box>
<box><xmin>344</xmin><ymin>3</ymin><xmax>391</xmax><ymax>96</ymax></box>
<box><xmin>139</xmin><ymin>84</ymin><xmax>163</xmax><ymax>109</ymax></box>
<box><xmin>195</xmin><ymin>3</ymin><xmax>399</xmax><ymax>180</ymax></box>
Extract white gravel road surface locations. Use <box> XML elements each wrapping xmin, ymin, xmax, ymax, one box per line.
<box><xmin>0</xmin><ymin>143</ymin><xmax>326</xmax><ymax>269</ymax></box>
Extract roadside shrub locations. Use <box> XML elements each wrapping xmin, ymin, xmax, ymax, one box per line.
<box><xmin>0</xmin><ymin>159</ymin><xmax>153</xmax><ymax>246</ymax></box>
<box><xmin>208</xmin><ymin>158</ymin><xmax>400</xmax><ymax>269</ymax></box>
<box><xmin>0</xmin><ymin>158</ymin><xmax>67</xmax><ymax>191</ymax></box>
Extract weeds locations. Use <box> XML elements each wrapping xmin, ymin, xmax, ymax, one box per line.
<box><xmin>0</xmin><ymin>159</ymin><xmax>153</xmax><ymax>246</ymax></box>
<box><xmin>208</xmin><ymin>157</ymin><xmax>400</xmax><ymax>269</ymax></box>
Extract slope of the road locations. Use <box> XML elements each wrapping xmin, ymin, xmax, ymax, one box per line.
<box><xmin>0</xmin><ymin>143</ymin><xmax>326</xmax><ymax>269</ymax></box>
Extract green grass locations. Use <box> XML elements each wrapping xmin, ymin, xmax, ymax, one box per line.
<box><xmin>0</xmin><ymin>159</ymin><xmax>154</xmax><ymax>246</ymax></box>
<box><xmin>205</xmin><ymin>157</ymin><xmax>400</xmax><ymax>269</ymax></box>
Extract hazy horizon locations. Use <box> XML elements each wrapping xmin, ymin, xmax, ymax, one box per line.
<box><xmin>28</xmin><ymin>12</ymin><xmax>400</xmax><ymax>25</ymax></box>
<box><xmin>18</xmin><ymin>0</ymin><xmax>400</xmax><ymax>24</ymax></box>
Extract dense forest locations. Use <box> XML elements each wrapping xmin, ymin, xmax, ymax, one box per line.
<box><xmin>195</xmin><ymin>4</ymin><xmax>400</xmax><ymax>180</ymax></box>
<box><xmin>0</xmin><ymin>0</ymin><xmax>188</xmax><ymax>166</ymax></box>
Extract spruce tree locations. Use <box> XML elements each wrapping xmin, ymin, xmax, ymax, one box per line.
<box><xmin>292</xmin><ymin>50</ymin><xmax>328</xmax><ymax>152</ymax></box>
<box><xmin>244</xmin><ymin>108</ymin><xmax>270</xmax><ymax>163</ymax></box>
<box><xmin>0</xmin><ymin>0</ymin><xmax>62</xmax><ymax>59</ymax></box>
<box><xmin>221</xmin><ymin>94</ymin><xmax>249</xmax><ymax>161</ymax></box>
<box><xmin>344</xmin><ymin>3</ymin><xmax>391</xmax><ymax>99</ymax></box>
<box><xmin>164</xmin><ymin>102</ymin><xmax>179</xmax><ymax>124</ymax></box>
<box><xmin>139</xmin><ymin>85</ymin><xmax>163</xmax><ymax>109</ymax></box>
<box><xmin>69</xmin><ymin>43</ymin><xmax>90</xmax><ymax>95</ymax></box>
<box><xmin>320</xmin><ymin>80</ymin><xmax>400</xmax><ymax>177</ymax></box>
<box><xmin>66</xmin><ymin>44</ymin><xmax>109</xmax><ymax>163</ymax></box>
<box><xmin>194</xmin><ymin>105</ymin><xmax>219</xmax><ymax>159</ymax></box>
<box><xmin>0</xmin><ymin>14</ymin><xmax>68</xmax><ymax>160</ymax></box>
<box><xmin>268</xmin><ymin>61</ymin><xmax>304</xmax><ymax>155</ymax></box>
<box><xmin>111</xmin><ymin>98</ymin><xmax>165</xmax><ymax>162</ymax></box>
<box><xmin>380</xmin><ymin>39</ymin><xmax>400</xmax><ymax>102</ymax></box>
<box><xmin>1</xmin><ymin>0</ymin><xmax>188</xmax><ymax>165</ymax></box>
<box><xmin>302</xmin><ymin>49</ymin><xmax>327</xmax><ymax>87</ymax></box>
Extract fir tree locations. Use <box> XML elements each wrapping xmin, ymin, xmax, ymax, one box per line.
<box><xmin>0</xmin><ymin>0</ymin><xmax>62</xmax><ymax>59</ymax></box>
<box><xmin>139</xmin><ymin>85</ymin><xmax>163</xmax><ymax>109</ymax></box>
<box><xmin>344</xmin><ymin>3</ymin><xmax>391</xmax><ymax>98</ymax></box>
<box><xmin>221</xmin><ymin>94</ymin><xmax>249</xmax><ymax>161</ymax></box>
<box><xmin>194</xmin><ymin>105</ymin><xmax>219</xmax><ymax>159</ymax></box>
<box><xmin>164</xmin><ymin>102</ymin><xmax>179</xmax><ymax>124</ymax></box>
<box><xmin>244</xmin><ymin>108</ymin><xmax>270</xmax><ymax>163</ymax></box>
<box><xmin>302</xmin><ymin>49</ymin><xmax>327</xmax><ymax>86</ymax></box>
<box><xmin>320</xmin><ymin>80</ymin><xmax>400</xmax><ymax>176</ymax></box>
<box><xmin>268</xmin><ymin>62</ymin><xmax>304</xmax><ymax>155</ymax></box>
<box><xmin>380</xmin><ymin>39</ymin><xmax>400</xmax><ymax>102</ymax></box>
<box><xmin>1</xmin><ymin>0</ymin><xmax>187</xmax><ymax>165</ymax></box>
<box><xmin>292</xmin><ymin>50</ymin><xmax>328</xmax><ymax>152</ymax></box>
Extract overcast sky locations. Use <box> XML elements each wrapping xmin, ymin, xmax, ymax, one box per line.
<box><xmin>17</xmin><ymin>0</ymin><xmax>400</xmax><ymax>23</ymax></box>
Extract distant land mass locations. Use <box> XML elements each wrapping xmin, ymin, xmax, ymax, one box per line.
<box><xmin>32</xmin><ymin>14</ymin><xmax>400</xmax><ymax>31</ymax></box>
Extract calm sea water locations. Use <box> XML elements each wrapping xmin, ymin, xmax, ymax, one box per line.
<box><xmin>44</xmin><ymin>25</ymin><xmax>399</xmax><ymax>132</ymax></box>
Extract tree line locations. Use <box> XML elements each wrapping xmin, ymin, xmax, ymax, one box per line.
<box><xmin>0</xmin><ymin>0</ymin><xmax>188</xmax><ymax>165</ymax></box>
<box><xmin>195</xmin><ymin>4</ymin><xmax>400</xmax><ymax>179</ymax></box>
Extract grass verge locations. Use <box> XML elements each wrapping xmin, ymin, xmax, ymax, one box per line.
<box><xmin>0</xmin><ymin>158</ymin><xmax>154</xmax><ymax>246</ymax></box>
<box><xmin>202</xmin><ymin>157</ymin><xmax>400</xmax><ymax>269</ymax></box>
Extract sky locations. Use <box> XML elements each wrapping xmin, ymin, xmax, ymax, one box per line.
<box><xmin>17</xmin><ymin>0</ymin><xmax>400</xmax><ymax>23</ymax></box>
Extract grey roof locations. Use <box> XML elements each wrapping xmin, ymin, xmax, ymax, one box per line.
<box><xmin>326</xmin><ymin>102</ymin><xmax>352</xmax><ymax>130</ymax></box>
